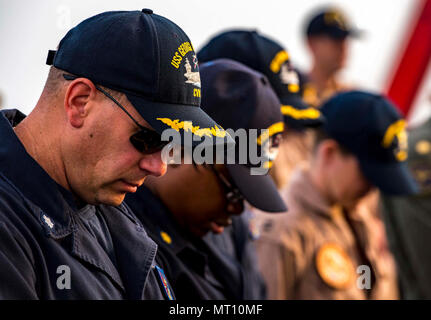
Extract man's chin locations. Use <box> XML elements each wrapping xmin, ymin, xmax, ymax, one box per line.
<box><xmin>95</xmin><ymin>192</ymin><xmax>126</xmax><ymax>207</ymax></box>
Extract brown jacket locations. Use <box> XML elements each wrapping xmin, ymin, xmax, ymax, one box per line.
<box><xmin>255</xmin><ymin>167</ymin><xmax>398</xmax><ymax>299</ymax></box>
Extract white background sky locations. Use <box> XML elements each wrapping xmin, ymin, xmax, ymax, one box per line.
<box><xmin>0</xmin><ymin>0</ymin><xmax>428</xmax><ymax>124</ymax></box>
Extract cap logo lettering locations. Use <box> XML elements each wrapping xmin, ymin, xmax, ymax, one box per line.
<box><xmin>170</xmin><ymin>41</ymin><xmax>194</xmax><ymax>68</ymax></box>
<box><xmin>382</xmin><ymin>119</ymin><xmax>408</xmax><ymax>161</ymax></box>
<box><xmin>157</xmin><ymin>118</ymin><xmax>226</xmax><ymax>137</ymax></box>
<box><xmin>171</xmin><ymin>42</ymin><xmax>201</xmax><ymax>94</ymax></box>
<box><xmin>269</xmin><ymin>50</ymin><xmax>289</xmax><ymax>73</ymax></box>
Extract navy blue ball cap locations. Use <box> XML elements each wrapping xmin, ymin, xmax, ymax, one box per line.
<box><xmin>199</xmin><ymin>59</ymin><xmax>287</xmax><ymax>212</ymax></box>
<box><xmin>306</xmin><ymin>8</ymin><xmax>361</xmax><ymax>39</ymax></box>
<box><xmin>321</xmin><ymin>91</ymin><xmax>418</xmax><ymax>196</ymax></box>
<box><xmin>46</xmin><ymin>9</ymin><xmax>233</xmax><ymax>147</ymax></box>
<box><xmin>197</xmin><ymin>30</ymin><xmax>324</xmax><ymax>130</ymax></box>
<box><xmin>227</xmin><ymin>163</ymin><xmax>286</xmax><ymax>213</ymax></box>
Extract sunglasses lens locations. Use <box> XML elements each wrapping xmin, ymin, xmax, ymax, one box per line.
<box><xmin>130</xmin><ymin>129</ymin><xmax>168</xmax><ymax>154</ymax></box>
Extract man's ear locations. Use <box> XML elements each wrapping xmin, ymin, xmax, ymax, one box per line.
<box><xmin>306</xmin><ymin>37</ymin><xmax>315</xmax><ymax>51</ymax></box>
<box><xmin>318</xmin><ymin>139</ymin><xmax>339</xmax><ymax>164</ymax></box>
<box><xmin>64</xmin><ymin>78</ymin><xmax>98</xmax><ymax>128</ymax></box>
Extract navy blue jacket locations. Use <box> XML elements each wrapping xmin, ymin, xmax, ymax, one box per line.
<box><xmin>203</xmin><ymin>215</ymin><xmax>267</xmax><ymax>300</ymax></box>
<box><xmin>126</xmin><ymin>186</ymin><xmax>266</xmax><ymax>300</ymax></box>
<box><xmin>0</xmin><ymin>109</ymin><xmax>171</xmax><ymax>300</ymax></box>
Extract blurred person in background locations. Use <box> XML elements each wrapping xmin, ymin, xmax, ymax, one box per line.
<box><xmin>198</xmin><ymin>29</ymin><xmax>324</xmax><ymax>190</ymax></box>
<box><xmin>381</xmin><ymin>112</ymin><xmax>431</xmax><ymax>299</ymax></box>
<box><xmin>255</xmin><ymin>91</ymin><xmax>417</xmax><ymax>299</ymax></box>
<box><xmin>126</xmin><ymin>59</ymin><xmax>287</xmax><ymax>300</ymax></box>
<box><xmin>301</xmin><ymin>6</ymin><xmax>386</xmax><ymax>269</ymax></box>
<box><xmin>300</xmin><ymin>7</ymin><xmax>360</xmax><ymax>108</ymax></box>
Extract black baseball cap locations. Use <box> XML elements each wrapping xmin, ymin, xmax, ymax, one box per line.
<box><xmin>46</xmin><ymin>9</ymin><xmax>234</xmax><ymax>148</ymax></box>
<box><xmin>200</xmin><ymin>59</ymin><xmax>287</xmax><ymax>212</ymax></box>
<box><xmin>197</xmin><ymin>30</ymin><xmax>324</xmax><ymax>130</ymax></box>
<box><xmin>321</xmin><ymin>91</ymin><xmax>418</xmax><ymax>196</ymax></box>
<box><xmin>305</xmin><ymin>8</ymin><xmax>361</xmax><ymax>39</ymax></box>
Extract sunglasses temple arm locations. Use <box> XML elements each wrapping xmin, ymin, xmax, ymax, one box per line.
<box><xmin>95</xmin><ymin>86</ymin><xmax>143</xmax><ymax>129</ymax></box>
<box><xmin>63</xmin><ymin>73</ymin><xmax>143</xmax><ymax>129</ymax></box>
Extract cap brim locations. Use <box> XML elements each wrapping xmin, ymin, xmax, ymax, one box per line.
<box><xmin>347</xmin><ymin>28</ymin><xmax>362</xmax><ymax>39</ymax></box>
<box><xmin>324</xmin><ymin>28</ymin><xmax>362</xmax><ymax>40</ymax></box>
<box><xmin>280</xmin><ymin>95</ymin><xmax>325</xmax><ymax>129</ymax></box>
<box><xmin>360</xmin><ymin>159</ymin><xmax>419</xmax><ymax>196</ymax></box>
<box><xmin>226</xmin><ymin>164</ymin><xmax>287</xmax><ymax>212</ymax></box>
<box><xmin>127</xmin><ymin>93</ymin><xmax>235</xmax><ymax>148</ymax></box>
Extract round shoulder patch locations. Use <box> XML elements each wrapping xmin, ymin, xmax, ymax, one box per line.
<box><xmin>315</xmin><ymin>243</ymin><xmax>355</xmax><ymax>289</ymax></box>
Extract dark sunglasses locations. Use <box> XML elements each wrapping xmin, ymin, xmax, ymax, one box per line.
<box><xmin>209</xmin><ymin>165</ymin><xmax>245</xmax><ymax>212</ymax></box>
<box><xmin>63</xmin><ymin>74</ymin><xmax>168</xmax><ymax>154</ymax></box>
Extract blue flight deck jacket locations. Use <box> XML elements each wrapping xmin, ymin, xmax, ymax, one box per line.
<box><xmin>0</xmin><ymin>109</ymin><xmax>172</xmax><ymax>300</ymax></box>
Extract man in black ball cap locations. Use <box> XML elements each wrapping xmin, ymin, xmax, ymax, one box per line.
<box><xmin>0</xmin><ymin>9</ymin><xmax>232</xmax><ymax>299</ymax></box>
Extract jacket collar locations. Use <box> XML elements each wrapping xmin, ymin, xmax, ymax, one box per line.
<box><xmin>0</xmin><ymin>109</ymin><xmax>75</xmax><ymax>237</ymax></box>
<box><xmin>0</xmin><ymin>110</ymin><xmax>159</xmax><ymax>298</ymax></box>
<box><xmin>94</xmin><ymin>203</ymin><xmax>158</xmax><ymax>299</ymax></box>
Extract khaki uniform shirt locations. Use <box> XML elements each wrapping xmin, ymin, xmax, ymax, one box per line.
<box><xmin>255</xmin><ymin>167</ymin><xmax>398</xmax><ymax>300</ymax></box>
<box><xmin>302</xmin><ymin>77</ymin><xmax>349</xmax><ymax>109</ymax></box>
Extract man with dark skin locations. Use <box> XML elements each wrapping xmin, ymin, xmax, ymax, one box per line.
<box><xmin>126</xmin><ymin>59</ymin><xmax>286</xmax><ymax>299</ymax></box>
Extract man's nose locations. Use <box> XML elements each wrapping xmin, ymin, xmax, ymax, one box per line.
<box><xmin>139</xmin><ymin>151</ymin><xmax>167</xmax><ymax>177</ymax></box>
